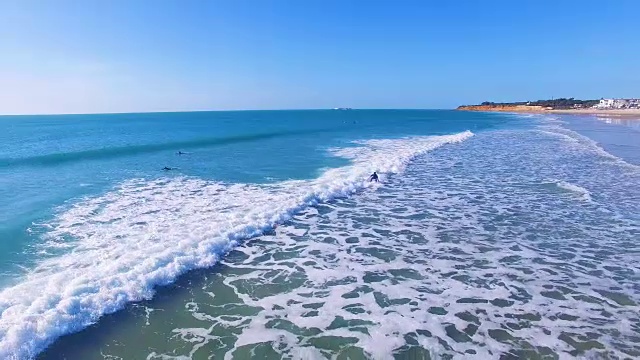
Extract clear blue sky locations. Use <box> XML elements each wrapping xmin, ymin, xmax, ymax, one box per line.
<box><xmin>1</xmin><ymin>0</ymin><xmax>639</xmax><ymax>114</ymax></box>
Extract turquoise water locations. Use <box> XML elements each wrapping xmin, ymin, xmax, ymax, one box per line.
<box><xmin>0</xmin><ymin>110</ymin><xmax>638</xmax><ymax>359</ymax></box>
<box><xmin>0</xmin><ymin>110</ymin><xmax>497</xmax><ymax>279</ymax></box>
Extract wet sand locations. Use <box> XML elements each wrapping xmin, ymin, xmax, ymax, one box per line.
<box><xmin>548</xmin><ymin>109</ymin><xmax>640</xmax><ymax>118</ymax></box>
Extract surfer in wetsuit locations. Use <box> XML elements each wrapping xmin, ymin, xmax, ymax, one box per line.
<box><xmin>162</xmin><ymin>166</ymin><xmax>173</xmax><ymax>171</ymax></box>
<box><xmin>369</xmin><ymin>171</ymin><xmax>379</xmax><ymax>182</ymax></box>
<box><xmin>177</xmin><ymin>151</ymin><xmax>185</xmax><ymax>155</ymax></box>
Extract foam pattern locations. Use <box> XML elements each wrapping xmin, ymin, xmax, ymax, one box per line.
<box><xmin>0</xmin><ymin>132</ymin><xmax>473</xmax><ymax>359</ymax></box>
<box><xmin>39</xmin><ymin>121</ymin><xmax>640</xmax><ymax>360</ymax></box>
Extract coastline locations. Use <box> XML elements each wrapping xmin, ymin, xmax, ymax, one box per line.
<box><xmin>547</xmin><ymin>108</ymin><xmax>640</xmax><ymax>118</ymax></box>
<box><xmin>457</xmin><ymin>105</ymin><xmax>640</xmax><ymax>119</ymax></box>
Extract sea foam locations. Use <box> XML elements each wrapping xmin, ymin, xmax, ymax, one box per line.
<box><xmin>538</xmin><ymin>122</ymin><xmax>640</xmax><ymax>172</ymax></box>
<box><xmin>554</xmin><ymin>180</ymin><xmax>592</xmax><ymax>202</ymax></box>
<box><xmin>0</xmin><ymin>131</ymin><xmax>473</xmax><ymax>359</ymax></box>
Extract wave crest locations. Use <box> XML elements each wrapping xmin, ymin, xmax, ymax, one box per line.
<box><xmin>0</xmin><ymin>131</ymin><xmax>473</xmax><ymax>359</ymax></box>
<box><xmin>552</xmin><ymin>180</ymin><xmax>592</xmax><ymax>202</ymax></box>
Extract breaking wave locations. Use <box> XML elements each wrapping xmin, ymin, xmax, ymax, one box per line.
<box><xmin>0</xmin><ymin>131</ymin><xmax>473</xmax><ymax>359</ymax></box>
<box><xmin>553</xmin><ymin>180</ymin><xmax>592</xmax><ymax>202</ymax></box>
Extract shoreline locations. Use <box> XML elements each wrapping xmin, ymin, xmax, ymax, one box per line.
<box><xmin>457</xmin><ymin>106</ymin><xmax>640</xmax><ymax>119</ymax></box>
<box><xmin>547</xmin><ymin>108</ymin><xmax>640</xmax><ymax>118</ymax></box>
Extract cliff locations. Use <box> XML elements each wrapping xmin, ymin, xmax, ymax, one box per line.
<box><xmin>456</xmin><ymin>105</ymin><xmax>548</xmax><ymax>112</ymax></box>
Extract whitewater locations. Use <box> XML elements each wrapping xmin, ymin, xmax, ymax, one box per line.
<box><xmin>0</xmin><ymin>130</ymin><xmax>473</xmax><ymax>359</ymax></box>
<box><xmin>1</xmin><ymin>110</ymin><xmax>638</xmax><ymax>359</ymax></box>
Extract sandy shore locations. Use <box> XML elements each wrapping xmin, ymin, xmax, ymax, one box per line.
<box><xmin>547</xmin><ymin>109</ymin><xmax>640</xmax><ymax>118</ymax></box>
<box><xmin>457</xmin><ymin>106</ymin><xmax>640</xmax><ymax>119</ymax></box>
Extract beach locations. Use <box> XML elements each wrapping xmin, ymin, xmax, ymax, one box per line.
<box><xmin>548</xmin><ymin>108</ymin><xmax>640</xmax><ymax>118</ymax></box>
<box><xmin>0</xmin><ymin>110</ymin><xmax>638</xmax><ymax>359</ymax></box>
<box><xmin>458</xmin><ymin>105</ymin><xmax>640</xmax><ymax>119</ymax></box>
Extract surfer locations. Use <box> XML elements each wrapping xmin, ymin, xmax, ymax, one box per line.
<box><xmin>177</xmin><ymin>151</ymin><xmax>185</xmax><ymax>155</ymax></box>
<box><xmin>162</xmin><ymin>166</ymin><xmax>174</xmax><ymax>171</ymax></box>
<box><xmin>368</xmin><ymin>172</ymin><xmax>379</xmax><ymax>182</ymax></box>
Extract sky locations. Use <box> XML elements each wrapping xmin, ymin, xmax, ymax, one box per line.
<box><xmin>1</xmin><ymin>0</ymin><xmax>639</xmax><ymax>114</ymax></box>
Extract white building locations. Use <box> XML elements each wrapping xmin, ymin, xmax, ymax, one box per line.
<box><xmin>615</xmin><ymin>99</ymin><xmax>630</xmax><ymax>108</ymax></box>
<box><xmin>596</xmin><ymin>99</ymin><xmax>614</xmax><ymax>109</ymax></box>
<box><xmin>596</xmin><ymin>98</ymin><xmax>639</xmax><ymax>109</ymax></box>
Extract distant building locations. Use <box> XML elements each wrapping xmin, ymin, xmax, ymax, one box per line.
<box><xmin>596</xmin><ymin>99</ymin><xmax>614</xmax><ymax>109</ymax></box>
<box><xmin>616</xmin><ymin>99</ymin><xmax>630</xmax><ymax>108</ymax></box>
<box><xmin>596</xmin><ymin>98</ymin><xmax>640</xmax><ymax>109</ymax></box>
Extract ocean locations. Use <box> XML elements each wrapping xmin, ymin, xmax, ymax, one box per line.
<box><xmin>0</xmin><ymin>110</ymin><xmax>638</xmax><ymax>359</ymax></box>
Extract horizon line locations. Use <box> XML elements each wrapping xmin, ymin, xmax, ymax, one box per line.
<box><xmin>0</xmin><ymin>108</ymin><xmax>455</xmax><ymax>117</ymax></box>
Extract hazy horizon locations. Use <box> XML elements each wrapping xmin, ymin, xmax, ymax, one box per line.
<box><xmin>0</xmin><ymin>107</ymin><xmax>465</xmax><ymax>117</ymax></box>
